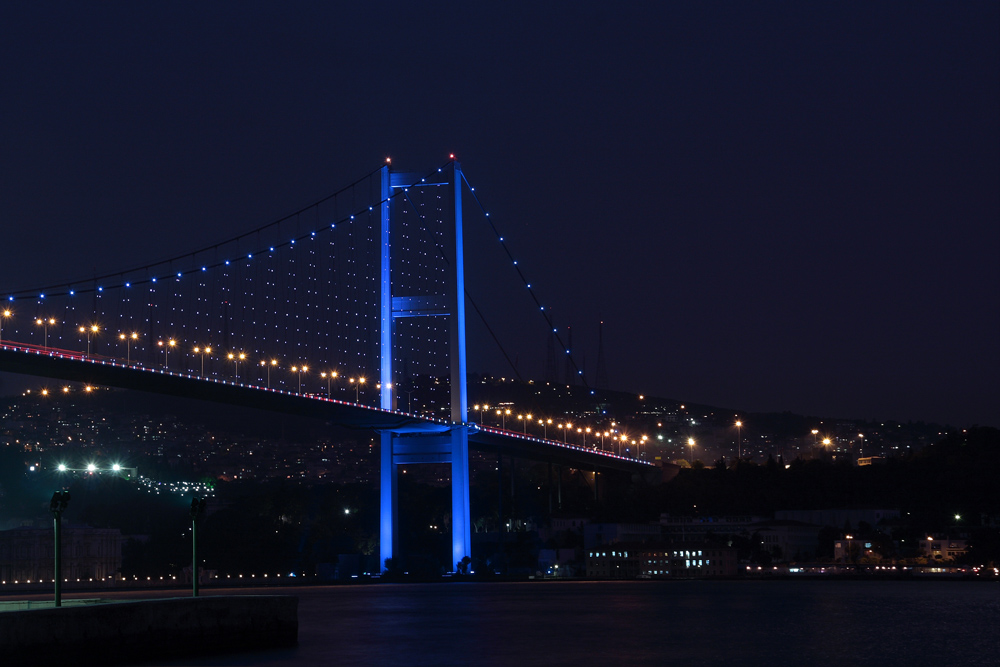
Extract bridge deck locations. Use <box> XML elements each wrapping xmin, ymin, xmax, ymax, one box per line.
<box><xmin>0</xmin><ymin>344</ymin><xmax>653</xmax><ymax>474</ymax></box>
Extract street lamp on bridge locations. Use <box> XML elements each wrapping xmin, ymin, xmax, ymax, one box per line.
<box><xmin>473</xmin><ymin>404</ymin><xmax>490</xmax><ymax>423</ymax></box>
<box><xmin>518</xmin><ymin>413</ymin><xmax>533</xmax><ymax>434</ymax></box>
<box><xmin>228</xmin><ymin>352</ymin><xmax>246</xmax><ymax>381</ymax></box>
<box><xmin>79</xmin><ymin>324</ymin><xmax>99</xmax><ymax>356</ymax></box>
<box><xmin>349</xmin><ymin>376</ymin><xmax>365</xmax><ymax>402</ymax></box>
<box><xmin>291</xmin><ymin>365</ymin><xmax>308</xmax><ymax>393</ymax></box>
<box><xmin>320</xmin><ymin>370</ymin><xmax>337</xmax><ymax>397</ymax></box>
<box><xmin>559</xmin><ymin>422</ymin><xmax>571</xmax><ymax>443</ymax></box>
<box><xmin>119</xmin><ymin>332</ymin><xmax>139</xmax><ymax>364</ymax></box>
<box><xmin>194</xmin><ymin>345</ymin><xmax>212</xmax><ymax>376</ymax></box>
<box><xmin>158</xmin><ymin>339</ymin><xmax>177</xmax><ymax>368</ymax></box>
<box><xmin>261</xmin><ymin>358</ymin><xmax>277</xmax><ymax>388</ymax></box>
<box><xmin>36</xmin><ymin>317</ymin><xmax>56</xmax><ymax>348</ymax></box>
<box><xmin>0</xmin><ymin>308</ymin><xmax>11</xmax><ymax>342</ymax></box>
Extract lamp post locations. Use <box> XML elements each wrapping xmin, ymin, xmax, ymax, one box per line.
<box><xmin>158</xmin><ymin>339</ymin><xmax>177</xmax><ymax>369</ymax></box>
<box><xmin>50</xmin><ymin>491</ymin><xmax>71</xmax><ymax>607</ymax></box>
<box><xmin>0</xmin><ymin>308</ymin><xmax>11</xmax><ymax>342</ymax></box>
<box><xmin>320</xmin><ymin>370</ymin><xmax>336</xmax><ymax>398</ymax></box>
<box><xmin>688</xmin><ymin>437</ymin><xmax>696</xmax><ymax>463</ymax></box>
<box><xmin>736</xmin><ymin>420</ymin><xmax>743</xmax><ymax>460</ymax></box>
<box><xmin>262</xmin><ymin>359</ymin><xmax>277</xmax><ymax>388</ymax></box>
<box><xmin>350</xmin><ymin>377</ymin><xmax>365</xmax><ymax>402</ymax></box>
<box><xmin>79</xmin><ymin>325</ymin><xmax>99</xmax><ymax>356</ymax></box>
<box><xmin>36</xmin><ymin>317</ymin><xmax>56</xmax><ymax>348</ymax></box>
<box><xmin>190</xmin><ymin>497</ymin><xmax>207</xmax><ymax>597</ymax></box>
<box><xmin>119</xmin><ymin>332</ymin><xmax>138</xmax><ymax>364</ymax></box>
<box><xmin>559</xmin><ymin>423</ymin><xmax>570</xmax><ymax>443</ymax></box>
<box><xmin>811</xmin><ymin>429</ymin><xmax>819</xmax><ymax>445</ymax></box>
<box><xmin>291</xmin><ymin>365</ymin><xmax>308</xmax><ymax>393</ymax></box>
<box><xmin>845</xmin><ymin>534</ymin><xmax>854</xmax><ymax>564</ymax></box>
<box><xmin>194</xmin><ymin>346</ymin><xmax>212</xmax><ymax>376</ymax></box>
<box><xmin>228</xmin><ymin>352</ymin><xmax>245</xmax><ymax>381</ymax></box>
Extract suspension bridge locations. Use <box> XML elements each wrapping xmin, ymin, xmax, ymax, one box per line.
<box><xmin>0</xmin><ymin>158</ymin><xmax>653</xmax><ymax>571</ymax></box>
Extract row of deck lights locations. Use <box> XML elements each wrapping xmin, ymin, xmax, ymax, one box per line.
<box><xmin>3</xmin><ymin>315</ymin><xmax>380</xmax><ymax>400</ymax></box>
<box><xmin>471</xmin><ymin>403</ymin><xmax>654</xmax><ymax>457</ymax></box>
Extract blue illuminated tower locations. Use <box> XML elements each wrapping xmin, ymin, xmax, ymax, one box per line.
<box><xmin>378</xmin><ymin>161</ymin><xmax>471</xmax><ymax>572</ymax></box>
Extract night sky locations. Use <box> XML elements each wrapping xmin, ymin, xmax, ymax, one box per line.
<box><xmin>1</xmin><ymin>3</ymin><xmax>997</xmax><ymax>428</ymax></box>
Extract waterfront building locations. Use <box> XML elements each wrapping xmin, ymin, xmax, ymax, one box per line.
<box><xmin>921</xmin><ymin>537</ymin><xmax>968</xmax><ymax>561</ymax></box>
<box><xmin>586</xmin><ymin>542</ymin><xmax>737</xmax><ymax>579</ymax></box>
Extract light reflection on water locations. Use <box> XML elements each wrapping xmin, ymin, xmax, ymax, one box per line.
<box><xmin>137</xmin><ymin>580</ymin><xmax>999</xmax><ymax>666</ymax></box>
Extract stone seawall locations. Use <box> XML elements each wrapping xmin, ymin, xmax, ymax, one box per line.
<box><xmin>1</xmin><ymin>595</ymin><xmax>298</xmax><ymax>665</ymax></box>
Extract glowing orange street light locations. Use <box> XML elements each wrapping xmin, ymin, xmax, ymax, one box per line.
<box><xmin>350</xmin><ymin>377</ymin><xmax>366</xmax><ymax>402</ymax></box>
<box><xmin>320</xmin><ymin>370</ymin><xmax>337</xmax><ymax>398</ymax></box>
<box><xmin>0</xmin><ymin>308</ymin><xmax>11</xmax><ymax>341</ymax></box>
<box><xmin>194</xmin><ymin>345</ymin><xmax>212</xmax><ymax>376</ymax></box>
<box><xmin>79</xmin><ymin>324</ymin><xmax>99</xmax><ymax>356</ymax></box>
<box><xmin>228</xmin><ymin>352</ymin><xmax>246</xmax><ymax>380</ymax></box>
<box><xmin>260</xmin><ymin>358</ymin><xmax>278</xmax><ymax>388</ymax></box>
<box><xmin>118</xmin><ymin>332</ymin><xmax>139</xmax><ymax>364</ymax></box>
<box><xmin>291</xmin><ymin>365</ymin><xmax>308</xmax><ymax>393</ymax></box>
<box><xmin>36</xmin><ymin>317</ymin><xmax>56</xmax><ymax>348</ymax></box>
<box><xmin>157</xmin><ymin>339</ymin><xmax>177</xmax><ymax>368</ymax></box>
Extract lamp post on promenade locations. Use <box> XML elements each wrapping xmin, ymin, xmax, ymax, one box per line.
<box><xmin>50</xmin><ymin>491</ymin><xmax>70</xmax><ymax>607</ymax></box>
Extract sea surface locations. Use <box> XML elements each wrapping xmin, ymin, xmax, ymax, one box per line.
<box><xmin>40</xmin><ymin>580</ymin><xmax>1000</xmax><ymax>666</ymax></box>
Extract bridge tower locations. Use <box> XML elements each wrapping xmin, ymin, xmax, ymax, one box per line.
<box><xmin>378</xmin><ymin>161</ymin><xmax>471</xmax><ymax>572</ymax></box>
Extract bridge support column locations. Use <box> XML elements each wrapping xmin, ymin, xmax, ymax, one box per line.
<box><xmin>450</xmin><ymin>426</ymin><xmax>471</xmax><ymax>569</ymax></box>
<box><xmin>379</xmin><ymin>431</ymin><xmax>397</xmax><ymax>571</ymax></box>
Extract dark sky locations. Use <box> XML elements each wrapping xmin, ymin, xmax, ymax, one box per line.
<box><xmin>1</xmin><ymin>3</ymin><xmax>997</xmax><ymax>427</ymax></box>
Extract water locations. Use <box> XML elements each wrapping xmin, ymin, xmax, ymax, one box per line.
<box><xmin>65</xmin><ymin>581</ymin><xmax>1000</xmax><ymax>665</ymax></box>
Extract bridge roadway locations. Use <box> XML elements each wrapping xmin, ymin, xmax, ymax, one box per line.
<box><xmin>0</xmin><ymin>343</ymin><xmax>652</xmax><ymax>474</ymax></box>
